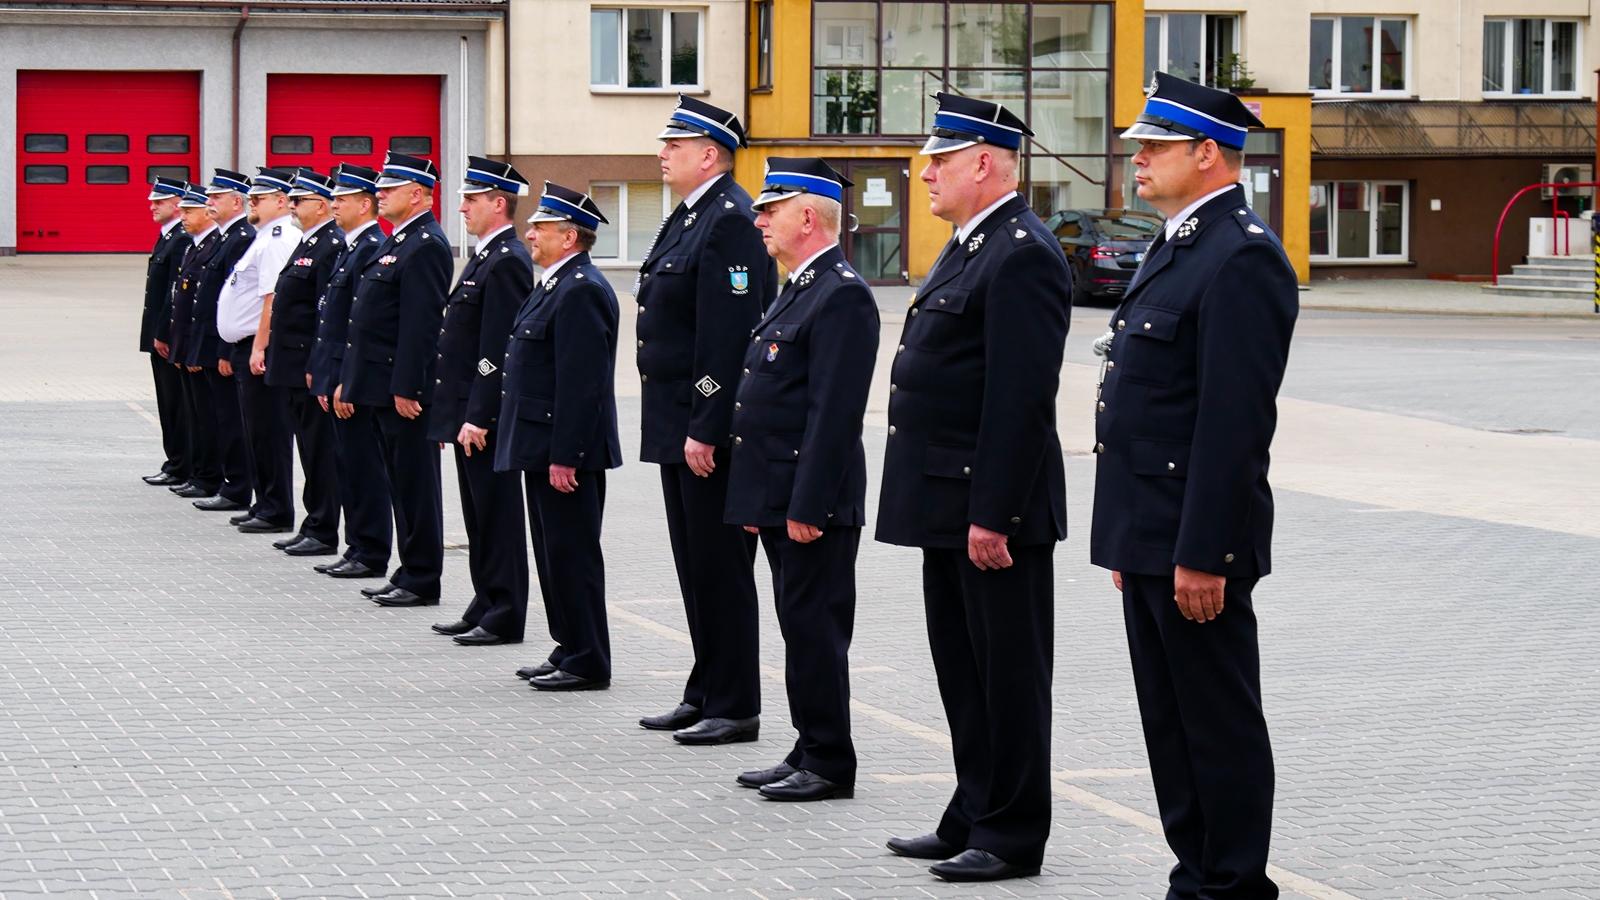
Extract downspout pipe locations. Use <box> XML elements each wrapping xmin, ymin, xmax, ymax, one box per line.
<box><xmin>502</xmin><ymin>0</ymin><xmax>511</xmax><ymax>159</ymax></box>
<box><xmin>232</xmin><ymin>5</ymin><xmax>249</xmax><ymax>170</ymax></box>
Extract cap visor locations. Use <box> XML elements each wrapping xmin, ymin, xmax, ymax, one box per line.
<box><xmin>1118</xmin><ymin>123</ymin><xmax>1195</xmax><ymax>142</ymax></box>
<box><xmin>147</xmin><ymin>190</ymin><xmax>173</xmax><ymax>201</ymax></box>
<box><xmin>374</xmin><ymin>175</ymin><xmax>417</xmax><ymax>189</ymax></box>
<box><xmin>750</xmin><ymin>189</ymin><xmax>802</xmax><ymax>210</ymax></box>
<box><xmin>526</xmin><ymin>210</ymin><xmax>567</xmax><ymax>224</ymax></box>
<box><xmin>919</xmin><ymin>134</ymin><xmax>979</xmax><ymax>156</ymax></box>
<box><xmin>658</xmin><ymin>124</ymin><xmax>706</xmax><ymax>141</ymax></box>
<box><xmin>458</xmin><ymin>183</ymin><xmax>493</xmax><ymax>195</ymax></box>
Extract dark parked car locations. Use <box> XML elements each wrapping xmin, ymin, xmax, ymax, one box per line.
<box><xmin>1043</xmin><ymin>208</ymin><xmax>1163</xmax><ymax>306</ymax></box>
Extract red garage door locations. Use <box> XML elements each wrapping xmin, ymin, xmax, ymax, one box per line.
<box><xmin>266</xmin><ymin>74</ymin><xmax>443</xmax><ymax>224</ymax></box>
<box><xmin>16</xmin><ymin>70</ymin><xmax>201</xmax><ymax>253</ymax></box>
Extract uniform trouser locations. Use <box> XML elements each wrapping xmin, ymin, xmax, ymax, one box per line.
<box><xmin>178</xmin><ymin>366</ymin><xmax>221</xmax><ymax>492</ymax></box>
<box><xmin>370</xmin><ymin>404</ymin><xmax>442</xmax><ymax>598</ymax></box>
<box><xmin>525</xmin><ymin>469</ymin><xmax>610</xmax><ymax>681</ymax></box>
<box><xmin>760</xmin><ymin>526</ymin><xmax>859</xmax><ymax>787</ymax></box>
<box><xmin>1122</xmin><ymin>573</ymin><xmax>1276</xmax><ymax>900</ymax></box>
<box><xmin>454</xmin><ymin>438</ymin><xmax>529</xmax><ymax>641</ymax></box>
<box><xmin>149</xmin><ymin>352</ymin><xmax>189</xmax><ymax>478</ymax></box>
<box><xmin>331</xmin><ymin>403</ymin><xmax>394</xmax><ymax>570</ymax></box>
<box><xmin>659</xmin><ymin>454</ymin><xmax>760</xmax><ymax>719</ymax></box>
<box><xmin>284</xmin><ymin>385</ymin><xmax>340</xmax><ymax>544</ymax></box>
<box><xmin>923</xmin><ymin>544</ymin><xmax>1055</xmax><ymax>869</ymax></box>
<box><xmin>204</xmin><ymin>365</ymin><xmax>253</xmax><ymax>505</ymax></box>
<box><xmin>230</xmin><ymin>339</ymin><xmax>294</xmax><ymax>524</ymax></box>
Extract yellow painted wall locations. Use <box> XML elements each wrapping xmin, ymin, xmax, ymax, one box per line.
<box><xmin>1249</xmin><ymin>94</ymin><xmax>1312</xmax><ymax>284</ymax></box>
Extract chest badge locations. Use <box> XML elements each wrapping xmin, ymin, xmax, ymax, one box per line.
<box><xmin>477</xmin><ymin>358</ymin><xmax>497</xmax><ymax>376</ymax></box>
<box><xmin>766</xmin><ymin>343</ymin><xmax>779</xmax><ymax>362</ymax></box>
<box><xmin>966</xmin><ymin>233</ymin><xmax>986</xmax><ymax>253</ymax></box>
<box><xmin>1176</xmin><ymin>217</ymin><xmax>1200</xmax><ymax>239</ymax></box>
<box><xmin>729</xmin><ymin>267</ymin><xmax>749</xmax><ymax>295</ymax></box>
<box><xmin>695</xmin><ymin>376</ymin><xmax>721</xmax><ymax>397</ymax></box>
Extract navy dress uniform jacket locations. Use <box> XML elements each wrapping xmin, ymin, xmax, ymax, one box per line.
<box><xmin>308</xmin><ymin>224</ymin><xmax>385</xmax><ymax>397</ymax></box>
<box><xmin>726</xmin><ymin>246</ymin><xmax>879</xmax><ymax>528</ymax></box>
<box><xmin>179</xmin><ymin>218</ymin><xmax>256</xmax><ymax>369</ymax></box>
<box><xmin>340</xmin><ymin>212</ymin><xmax>453</xmax><ymax>408</ymax></box>
<box><xmin>1089</xmin><ymin>185</ymin><xmax>1297</xmax><ymax>579</ymax></box>
<box><xmin>427</xmin><ymin>227</ymin><xmax>535</xmax><ymax>443</ymax></box>
<box><xmin>265</xmin><ymin>222</ymin><xmax>344</xmax><ymax>389</ymax></box>
<box><xmin>634</xmin><ymin>172</ymin><xmax>777</xmax><ymax>463</ymax></box>
<box><xmin>495</xmin><ymin>253</ymin><xmax>622</xmax><ymax>474</ymax></box>
<box><xmin>167</xmin><ymin>232</ymin><xmax>219</xmax><ymax>365</ymax></box>
<box><xmin>876</xmin><ymin>194</ymin><xmax>1071</xmax><ymax>549</ymax></box>
<box><xmin>143</xmin><ymin>224</ymin><xmax>188</xmax><ymax>351</ymax></box>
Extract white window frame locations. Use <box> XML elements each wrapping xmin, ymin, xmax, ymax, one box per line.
<box><xmin>1310</xmin><ymin>180</ymin><xmax>1410</xmax><ymax>263</ymax></box>
<box><xmin>589</xmin><ymin>180</ymin><xmax>673</xmax><ymax>263</ymax></box>
<box><xmin>590</xmin><ymin>6</ymin><xmax>705</xmax><ymax>94</ymax></box>
<box><xmin>1309</xmin><ymin>16</ymin><xmax>1412</xmax><ymax>97</ymax></box>
<box><xmin>1144</xmin><ymin>12</ymin><xmax>1241</xmax><ymax>89</ymax></box>
<box><xmin>1482</xmin><ymin>18</ymin><xmax>1584</xmax><ymax>98</ymax></box>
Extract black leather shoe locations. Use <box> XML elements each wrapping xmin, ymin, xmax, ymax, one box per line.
<box><xmin>673</xmin><ymin>716</ymin><xmax>759</xmax><ymax>745</ymax></box>
<box><xmin>373</xmin><ymin>587</ymin><xmax>438</xmax><ymax>607</ymax></box>
<box><xmin>530</xmin><ymin>669</ymin><xmax>609</xmax><ymax>692</ymax></box>
<box><xmin>325</xmin><ymin>559</ymin><xmax>382</xmax><ymax>579</ymax></box>
<box><xmin>453</xmin><ymin>626</ymin><xmax>503</xmax><ymax>645</ymax></box>
<box><xmin>285</xmin><ymin>537</ymin><xmax>336</xmax><ymax>556</ymax></box>
<box><xmin>193</xmin><ymin>495</ymin><xmax>245</xmax><ymax>511</ymax></box>
<box><xmin>887</xmin><ymin>833</ymin><xmax>960</xmax><ymax>860</ymax></box>
<box><xmin>313</xmin><ymin>556</ymin><xmax>352</xmax><ymax>574</ymax></box>
<box><xmin>229</xmin><ymin>512</ymin><xmax>255</xmax><ymax>525</ymax></box>
<box><xmin>144</xmin><ymin>472</ymin><xmax>183</xmax><ymax>486</ymax></box>
<box><xmin>760</xmin><ymin>770</ymin><xmax>852</xmax><ymax>801</ymax></box>
<box><xmin>432</xmin><ymin>619</ymin><xmax>475</xmax><ymax>636</ymax></box>
<box><xmin>736</xmin><ymin>762</ymin><xmax>796</xmax><ymax>789</ymax></box>
<box><xmin>173</xmin><ymin>484</ymin><xmax>212</xmax><ymax>498</ymax></box>
<box><xmin>360</xmin><ymin>580</ymin><xmax>399</xmax><ymax>595</ymax></box>
<box><xmin>929</xmin><ymin>849</ymin><xmax>1038</xmax><ymax>882</ymax></box>
<box><xmin>238</xmin><ymin>517</ymin><xmax>291</xmax><ymax>533</ymax></box>
<box><xmin>639</xmin><ymin>703</ymin><xmax>702</xmax><ymax>731</ymax></box>
<box><xmin>274</xmin><ymin>534</ymin><xmax>304</xmax><ymax>550</ymax></box>
<box><xmin>516</xmin><ymin>662</ymin><xmax>557</xmax><ymax>680</ymax></box>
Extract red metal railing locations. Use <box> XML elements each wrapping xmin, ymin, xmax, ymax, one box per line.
<box><xmin>1491</xmin><ymin>182</ymin><xmax>1600</xmax><ymax>284</ymax></box>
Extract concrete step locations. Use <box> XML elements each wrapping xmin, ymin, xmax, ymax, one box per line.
<box><xmin>1524</xmin><ymin>255</ymin><xmax>1592</xmax><ymax>269</ymax></box>
<box><xmin>1512</xmin><ymin>264</ymin><xmax>1593</xmax><ymax>278</ymax></box>
<box><xmin>1497</xmin><ymin>274</ymin><xmax>1591</xmax><ymax>289</ymax></box>
<box><xmin>1481</xmin><ymin>282</ymin><xmax>1594</xmax><ymax>299</ymax></box>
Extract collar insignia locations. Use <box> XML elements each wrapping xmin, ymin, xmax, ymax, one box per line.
<box><xmin>272</xmin><ymin>225</ymin><xmax>282</xmax><ymax>236</ymax></box>
<box><xmin>796</xmin><ymin>268</ymin><xmax>815</xmax><ymax>287</ymax></box>
<box><xmin>1175</xmin><ymin>217</ymin><xmax>1200</xmax><ymax>239</ymax></box>
<box><xmin>683</xmin><ymin>210</ymin><xmax>698</xmax><ymax>228</ymax></box>
<box><xmin>545</xmin><ymin>277</ymin><xmax>557</xmax><ymax>291</ymax></box>
<box><xmin>966</xmin><ymin>233</ymin><xmax>986</xmax><ymax>253</ymax></box>
<box><xmin>396</xmin><ymin>232</ymin><xmax>407</xmax><ymax>243</ymax></box>
<box><xmin>309</xmin><ymin>236</ymin><xmax>318</xmax><ymax>245</ymax></box>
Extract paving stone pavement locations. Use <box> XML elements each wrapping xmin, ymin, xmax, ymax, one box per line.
<box><xmin>1</xmin><ymin>257</ymin><xmax>1597</xmax><ymax>899</ymax></box>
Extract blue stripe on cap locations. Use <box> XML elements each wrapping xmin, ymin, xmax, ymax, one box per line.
<box><xmin>1143</xmin><ymin>97</ymin><xmax>1250</xmax><ymax>148</ymax></box>
<box><xmin>465</xmin><ymin>168</ymin><xmax>524</xmax><ymax>193</ymax></box>
<box><xmin>762</xmin><ymin>171</ymin><xmax>843</xmax><ymax>202</ymax></box>
<box><xmin>669</xmin><ymin>108</ymin><xmax>741</xmax><ymax>150</ymax></box>
<box><xmin>336</xmin><ymin>171</ymin><xmax>377</xmax><ymax>191</ymax></box>
<box><xmin>208</xmin><ymin>174</ymin><xmax>251</xmax><ymax>193</ymax></box>
<box><xmin>149</xmin><ymin>182</ymin><xmax>185</xmax><ymax>198</ymax></box>
<box><xmin>293</xmin><ymin>177</ymin><xmax>333</xmax><ymax>199</ymax></box>
<box><xmin>379</xmin><ymin>163</ymin><xmax>437</xmax><ymax>188</ymax></box>
<box><xmin>537</xmin><ymin>194</ymin><xmax>601</xmax><ymax>230</ymax></box>
<box><xmin>931</xmin><ymin>110</ymin><xmax>1024</xmax><ymax>150</ymax></box>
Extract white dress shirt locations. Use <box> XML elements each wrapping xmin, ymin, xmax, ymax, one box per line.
<box><xmin>344</xmin><ymin>219</ymin><xmax>379</xmax><ymax>248</ymax></box>
<box><xmin>475</xmin><ymin>223</ymin><xmax>515</xmax><ymax>252</ymax></box>
<box><xmin>683</xmin><ymin>174</ymin><xmax>721</xmax><ymax>211</ymax></box>
<box><xmin>160</xmin><ymin>217</ymin><xmax>182</xmax><ymax>238</ymax></box>
<box><xmin>216</xmin><ymin>214</ymin><xmax>301</xmax><ymax>343</ymax></box>
<box><xmin>788</xmin><ymin>243</ymin><xmax>839</xmax><ymax>282</ymax></box>
<box><xmin>540</xmin><ymin>250</ymin><xmax>581</xmax><ymax>287</ymax></box>
<box><xmin>1163</xmin><ymin>184</ymin><xmax>1238</xmax><ymax>240</ymax></box>
<box><xmin>191</xmin><ymin>224</ymin><xmax>217</xmax><ymax>246</ymax></box>
<box><xmin>956</xmin><ymin>192</ymin><xmax>1019</xmax><ymax>244</ymax></box>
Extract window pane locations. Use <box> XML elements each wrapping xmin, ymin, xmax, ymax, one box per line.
<box><xmin>23</xmin><ymin>165</ymin><xmax>68</xmax><ymax>184</ymax></box>
<box><xmin>1206</xmin><ymin>15</ymin><xmax>1236</xmax><ymax>87</ymax></box>
<box><xmin>950</xmin><ymin>4</ymin><xmax>1027</xmax><ymax>68</ymax></box>
<box><xmin>1030</xmin><ymin>71</ymin><xmax>1107</xmax><ymax>155</ymax></box>
<box><xmin>1378</xmin><ymin>20</ymin><xmax>1406</xmax><ymax>91</ymax></box>
<box><xmin>626</xmin><ymin>182</ymin><xmax>666</xmax><ymax>261</ymax></box>
<box><xmin>1033</xmin><ymin>4</ymin><xmax>1108</xmax><ymax>69</ymax></box>
<box><xmin>883</xmin><ymin>3</ymin><xmax>945</xmax><ymax>68</ymax></box>
<box><xmin>272</xmin><ymin>135</ymin><xmax>314</xmax><ymax>155</ymax></box>
<box><xmin>1483</xmin><ymin>20</ymin><xmax>1506</xmax><ymax>92</ymax></box>
<box><xmin>814</xmin><ymin>68</ymin><xmax>880</xmax><ymax>134</ymax></box>
<box><xmin>86</xmin><ymin>165</ymin><xmax>129</xmax><ymax>184</ymax></box>
<box><xmin>147</xmin><ymin>134</ymin><xmax>190</xmax><ymax>154</ymax></box>
<box><xmin>882</xmin><ymin>69</ymin><xmax>940</xmax><ymax>133</ymax></box>
<box><xmin>670</xmin><ymin>12</ymin><xmax>699</xmax><ymax>85</ymax></box>
<box><xmin>1145</xmin><ymin>15</ymin><xmax>1160</xmax><ymax>84</ymax></box>
<box><xmin>1163</xmin><ymin>13</ymin><xmax>1202</xmax><ymax>82</ymax></box>
<box><xmin>330</xmin><ymin>136</ymin><xmax>373</xmax><ymax>156</ymax></box>
<box><xmin>815</xmin><ymin>3</ymin><xmax>878</xmax><ymax>66</ymax></box>
<box><xmin>1244</xmin><ymin>132</ymin><xmax>1280</xmax><ymax>153</ymax></box>
<box><xmin>592</xmin><ymin>9</ymin><xmax>621</xmax><ymax>85</ymax></box>
<box><xmin>1376</xmin><ymin>184</ymin><xmax>1404</xmax><ymax>256</ymax></box>
<box><xmin>757</xmin><ymin>1</ymin><xmax>774</xmax><ymax>87</ymax></box>
<box><xmin>1340</xmin><ymin>17</ymin><xmax>1374</xmax><ymax>92</ymax></box>
<box><xmin>86</xmin><ymin>134</ymin><xmax>129</xmax><ymax>153</ymax></box>
<box><xmin>147</xmin><ymin>165</ymin><xmax>190</xmax><ymax>183</ymax></box>
<box><xmin>627</xmin><ymin>8</ymin><xmax>664</xmax><ymax>88</ymax></box>
<box><xmin>23</xmin><ymin>134</ymin><xmax>67</xmax><ymax>153</ymax></box>
<box><xmin>1309</xmin><ymin>182</ymin><xmax>1331</xmax><ymax>256</ymax></box>
<box><xmin>1335</xmin><ymin>181</ymin><xmax>1370</xmax><ymax>258</ymax></box>
<box><xmin>1310</xmin><ymin>19</ymin><xmax>1334</xmax><ymax>90</ymax></box>
<box><xmin>1513</xmin><ymin>18</ymin><xmax>1544</xmax><ymax>94</ymax></box>
<box><xmin>589</xmin><ymin>184</ymin><xmax>620</xmax><ymax>258</ymax></box>
<box><xmin>951</xmin><ymin>68</ymin><xmax>1024</xmax><ymax>96</ymax></box>
<box><xmin>390</xmin><ymin>136</ymin><xmax>432</xmax><ymax>154</ymax></box>
<box><xmin>1551</xmin><ymin>21</ymin><xmax>1577</xmax><ymax>92</ymax></box>
<box><xmin>1025</xmin><ymin>156</ymin><xmax>1105</xmax><ymax>220</ymax></box>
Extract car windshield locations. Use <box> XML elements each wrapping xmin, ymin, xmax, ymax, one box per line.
<box><xmin>1092</xmin><ymin>215</ymin><xmax>1161</xmax><ymax>240</ymax></box>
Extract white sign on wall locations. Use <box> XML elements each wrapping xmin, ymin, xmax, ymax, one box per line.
<box><xmin>862</xmin><ymin>178</ymin><xmax>892</xmax><ymax>207</ymax></box>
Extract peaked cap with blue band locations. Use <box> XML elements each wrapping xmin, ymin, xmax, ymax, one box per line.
<box><xmin>658</xmin><ymin>95</ymin><xmax>747</xmax><ymax>151</ymax></box>
<box><xmin>178</xmin><ymin>183</ymin><xmax>210</xmax><ymax>208</ymax></box>
<box><xmin>250</xmin><ymin>166</ymin><xmax>297</xmax><ymax>196</ymax></box>
<box><xmin>289</xmin><ymin>168</ymin><xmax>335</xmax><ymax>200</ymax></box>
<box><xmin>750</xmin><ymin>158</ymin><xmax>853</xmax><ymax>210</ymax></box>
<box><xmin>147</xmin><ymin>176</ymin><xmax>187</xmax><ymax>202</ymax></box>
<box><xmin>459</xmin><ymin>155</ymin><xmax>530</xmax><ymax>196</ymax></box>
<box><xmin>921</xmin><ymin>92</ymin><xmax>1033</xmax><ymax>155</ymax></box>
<box><xmin>331</xmin><ymin>163</ymin><xmax>380</xmax><ymax>196</ymax></box>
<box><xmin>375</xmin><ymin>151</ymin><xmax>440</xmax><ymax>189</ymax></box>
<box><xmin>527</xmin><ymin>181</ymin><xmax>609</xmax><ymax>231</ymax></box>
<box><xmin>1120</xmin><ymin>72</ymin><xmax>1263</xmax><ymax>151</ymax></box>
<box><xmin>206</xmin><ymin>168</ymin><xmax>252</xmax><ymax>195</ymax></box>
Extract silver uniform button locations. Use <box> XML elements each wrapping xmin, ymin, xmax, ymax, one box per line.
<box><xmin>890</xmin><ymin>384</ymin><xmax>897</xmax><ymax>393</ymax></box>
<box><xmin>1117</xmin><ymin>320</ymin><xmax>1126</xmax><ymax>329</ymax></box>
<box><xmin>1098</xmin><ymin>401</ymin><xmax>1105</xmax><ymax>411</ymax></box>
<box><xmin>1010</xmin><ymin>517</ymin><xmax>1021</xmax><ymax>524</ymax></box>
<box><xmin>1106</xmin><ymin>361</ymin><xmax>1114</xmax><ymax>369</ymax></box>
<box><xmin>963</xmin><ymin>466</ymin><xmax>971</xmax><ymax>475</ymax></box>
<box><xmin>1224</xmin><ymin>553</ymin><xmax>1235</xmax><ymax>563</ymax></box>
<box><xmin>910</xmin><ymin>308</ymin><xmax>918</xmax><ymax>316</ymax></box>
<box><xmin>639</xmin><ymin>305</ymin><xmax>646</xmax><ymax>313</ymax></box>
<box><xmin>793</xmin><ymin>450</ymin><xmax>799</xmax><ymax>458</ymax></box>
<box><xmin>888</xmin><ymin>426</ymin><xmax>896</xmax><ymax>435</ymax></box>
<box><xmin>637</xmin><ymin>340</ymin><xmax>644</xmax><ymax>348</ymax></box>
<box><xmin>743</xmin><ymin>368</ymin><xmax>750</xmax><ymax>376</ymax></box>
<box><xmin>1167</xmin><ymin>462</ymin><xmax>1175</xmax><ymax>470</ymax></box>
<box><xmin>641</xmin><ymin>375</ymin><xmax>648</xmax><ymax>382</ymax></box>
<box><xmin>1144</xmin><ymin>322</ymin><xmax>1152</xmax><ymax>330</ymax></box>
<box><xmin>734</xmin><ymin>436</ymin><xmax>742</xmax><ymax>445</ymax></box>
<box><xmin>897</xmin><ymin>344</ymin><xmax>905</xmax><ymax>354</ymax></box>
<box><xmin>734</xmin><ymin>402</ymin><xmax>741</xmax><ymax>410</ymax></box>
<box><xmin>1095</xmin><ymin>443</ymin><xmax>1104</xmax><ymax>453</ymax></box>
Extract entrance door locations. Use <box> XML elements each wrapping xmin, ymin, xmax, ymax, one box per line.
<box><xmin>1241</xmin><ymin>130</ymin><xmax>1283</xmax><ymax>237</ymax></box>
<box><xmin>827</xmin><ymin>159</ymin><xmax>909</xmax><ymax>285</ymax></box>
